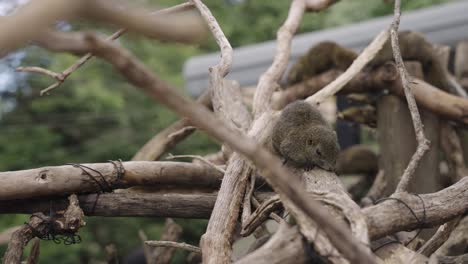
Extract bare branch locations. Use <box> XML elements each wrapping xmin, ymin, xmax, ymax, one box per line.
<box><xmin>365</xmin><ymin>177</ymin><xmax>468</xmax><ymax>239</ymax></box>
<box><xmin>191</xmin><ymin>1</ymin><xmax>254</xmax><ymax>262</ymax></box>
<box><xmin>418</xmin><ymin>217</ymin><xmax>461</xmax><ymax>257</ymax></box>
<box><xmin>0</xmin><ymin>0</ymin><xmax>83</xmax><ymax>57</ymax></box>
<box><xmin>241</xmin><ymin>195</ymin><xmax>282</xmax><ymax>236</ymax></box>
<box><xmin>0</xmin><ymin>161</ymin><xmax>222</xmax><ymax>200</ymax></box>
<box><xmin>0</xmin><ymin>192</ymin><xmax>275</xmax><ymax>218</ymax></box>
<box><xmin>132</xmin><ymin>89</ymin><xmax>211</xmax><ymax>161</ymax></box>
<box><xmin>145</xmin><ymin>241</ymin><xmax>201</xmax><ymax>254</ymax></box>
<box><xmin>18</xmin><ymin>2</ymin><xmax>195</xmax><ymax>96</ymax></box>
<box><xmin>390</xmin><ymin>0</ymin><xmax>430</xmax><ymax>193</ymax></box>
<box><xmin>2</xmin><ymin>178</ymin><xmax>467</xmax><ymax>241</ymax></box>
<box><xmin>139</xmin><ymin>230</ymin><xmax>153</xmax><ymax>264</ymax></box>
<box><xmin>83</xmin><ymin>0</ymin><xmax>204</xmax><ymax>44</ymax></box>
<box><xmin>235</xmin><ymin>223</ymin><xmax>307</xmax><ymax>264</ymax></box>
<box><xmin>3</xmin><ymin>195</ymin><xmax>85</xmax><ymax>263</ymax></box>
<box><xmin>166</xmin><ymin>154</ymin><xmax>226</xmax><ymax>174</ymax></box>
<box><xmin>153</xmin><ymin>219</ymin><xmax>183</xmax><ymax>264</ymax></box>
<box><xmin>305</xmin><ymin>30</ymin><xmax>389</xmax><ymax>106</ymax></box>
<box><xmin>252</xmin><ymin>0</ymin><xmax>306</xmax><ymax>118</ymax></box>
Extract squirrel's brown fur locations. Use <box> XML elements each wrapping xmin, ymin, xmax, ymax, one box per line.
<box><xmin>287</xmin><ymin>41</ymin><xmax>357</xmax><ymax>85</ymax></box>
<box><xmin>272</xmin><ymin>100</ymin><xmax>339</xmax><ymax>171</ymax></box>
<box><xmin>286</xmin><ymin>31</ymin><xmax>465</xmax><ymax>96</ymax></box>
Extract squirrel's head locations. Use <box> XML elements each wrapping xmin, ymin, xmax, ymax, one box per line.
<box><xmin>303</xmin><ymin>126</ymin><xmax>340</xmax><ymax>171</ymax></box>
<box><xmin>280</xmin><ymin>126</ymin><xmax>339</xmax><ymax>171</ymax></box>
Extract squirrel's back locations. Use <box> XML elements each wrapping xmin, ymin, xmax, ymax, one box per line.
<box><xmin>272</xmin><ymin>100</ymin><xmax>328</xmax><ymax>153</ymax></box>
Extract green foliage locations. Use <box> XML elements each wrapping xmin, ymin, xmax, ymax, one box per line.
<box><xmin>0</xmin><ymin>0</ymin><xmax>454</xmax><ymax>262</ymax></box>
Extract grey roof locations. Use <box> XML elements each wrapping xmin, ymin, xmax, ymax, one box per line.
<box><xmin>183</xmin><ymin>0</ymin><xmax>468</xmax><ymax>96</ymax></box>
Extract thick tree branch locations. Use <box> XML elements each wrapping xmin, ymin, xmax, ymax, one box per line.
<box><xmin>0</xmin><ymin>192</ymin><xmax>275</xmax><ymax>218</ymax></box>
<box><xmin>2</xmin><ymin>178</ymin><xmax>467</xmax><ymax>241</ymax></box>
<box><xmin>0</xmin><ymin>161</ymin><xmax>222</xmax><ymax>200</ymax></box>
<box><xmin>0</xmin><ymin>0</ymin><xmax>203</xmax><ymax>58</ymax></box>
<box><xmin>191</xmin><ymin>1</ymin><xmax>253</xmax><ymax>262</ymax></box>
<box><xmin>365</xmin><ymin>177</ymin><xmax>468</xmax><ymax>239</ymax></box>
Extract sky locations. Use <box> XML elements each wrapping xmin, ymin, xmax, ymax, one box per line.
<box><xmin>0</xmin><ymin>0</ymin><xmax>29</xmax><ymax>94</ymax></box>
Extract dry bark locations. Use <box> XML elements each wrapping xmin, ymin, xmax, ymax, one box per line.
<box><xmin>1</xmin><ymin>178</ymin><xmax>467</xmax><ymax>244</ymax></box>
<box><xmin>364</xmin><ymin>177</ymin><xmax>468</xmax><ymax>239</ymax></box>
<box><xmin>235</xmin><ymin>223</ymin><xmax>308</xmax><ymax>264</ymax></box>
<box><xmin>191</xmin><ymin>1</ymin><xmax>254</xmax><ymax>262</ymax></box>
<box><xmin>418</xmin><ymin>218</ymin><xmax>461</xmax><ymax>257</ymax></box>
<box><xmin>0</xmin><ymin>192</ymin><xmax>274</xmax><ymax>218</ymax></box>
<box><xmin>3</xmin><ymin>195</ymin><xmax>85</xmax><ymax>264</ymax></box>
<box><xmin>0</xmin><ymin>161</ymin><xmax>222</xmax><ymax>200</ymax></box>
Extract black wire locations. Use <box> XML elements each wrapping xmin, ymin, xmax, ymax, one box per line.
<box><xmin>374</xmin><ymin>193</ymin><xmax>427</xmax><ymax>247</ymax></box>
<box><xmin>24</xmin><ymin>214</ymin><xmax>81</xmax><ymax>245</ymax></box>
<box><xmin>67</xmin><ymin>163</ymin><xmax>112</xmax><ymax>193</ymax></box>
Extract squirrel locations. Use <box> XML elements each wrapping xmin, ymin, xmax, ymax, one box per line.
<box><xmin>271</xmin><ymin>100</ymin><xmax>340</xmax><ymax>171</ymax></box>
<box><xmin>287</xmin><ymin>41</ymin><xmax>357</xmax><ymax>86</ymax></box>
<box><xmin>286</xmin><ymin>31</ymin><xmax>466</xmax><ymax>97</ymax></box>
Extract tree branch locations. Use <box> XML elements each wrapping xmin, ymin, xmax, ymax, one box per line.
<box><xmin>0</xmin><ymin>161</ymin><xmax>222</xmax><ymax>200</ymax></box>
<box><xmin>17</xmin><ymin>2</ymin><xmax>195</xmax><ymax>96</ymax></box>
<box><xmin>32</xmin><ymin>31</ymin><xmax>376</xmax><ymax>263</ymax></box>
<box><xmin>390</xmin><ymin>0</ymin><xmax>430</xmax><ymax>193</ymax></box>
<box><xmin>305</xmin><ymin>30</ymin><xmax>389</xmax><ymax>106</ymax></box>
<box><xmin>252</xmin><ymin>0</ymin><xmax>306</xmax><ymax>118</ymax></box>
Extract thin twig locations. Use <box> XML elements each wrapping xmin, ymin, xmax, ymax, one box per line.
<box><xmin>145</xmin><ymin>241</ymin><xmax>201</xmax><ymax>254</ymax></box>
<box><xmin>305</xmin><ymin>30</ymin><xmax>389</xmax><ymax>106</ymax></box>
<box><xmin>241</xmin><ymin>173</ymin><xmax>256</xmax><ymax>228</ymax></box>
<box><xmin>166</xmin><ymin>153</ymin><xmax>226</xmax><ymax>174</ymax></box>
<box><xmin>16</xmin><ymin>2</ymin><xmax>194</xmax><ymax>96</ymax></box>
<box><xmin>190</xmin><ymin>0</ymin><xmax>231</xmax><ymax>77</ymax></box>
<box><xmin>132</xmin><ymin>89</ymin><xmax>211</xmax><ymax>161</ymax></box>
<box><xmin>391</xmin><ymin>0</ymin><xmax>430</xmax><ymax>193</ymax></box>
<box><xmin>252</xmin><ymin>196</ymin><xmax>283</xmax><ymax>223</ymax></box>
<box><xmin>252</xmin><ymin>0</ymin><xmax>306</xmax><ymax>118</ymax></box>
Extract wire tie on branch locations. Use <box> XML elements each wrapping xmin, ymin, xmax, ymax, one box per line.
<box><xmin>108</xmin><ymin>159</ymin><xmax>125</xmax><ymax>180</ymax></box>
<box><xmin>24</xmin><ymin>214</ymin><xmax>82</xmax><ymax>245</ymax></box>
<box><xmin>67</xmin><ymin>163</ymin><xmax>113</xmax><ymax>193</ymax></box>
<box><xmin>374</xmin><ymin>193</ymin><xmax>427</xmax><ymax>246</ymax></box>
<box><xmin>67</xmin><ymin>161</ymin><xmax>124</xmax><ymax>213</ymax></box>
